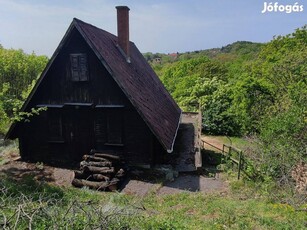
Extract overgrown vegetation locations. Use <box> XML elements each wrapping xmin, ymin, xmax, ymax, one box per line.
<box><xmin>0</xmin><ymin>175</ymin><xmax>306</xmax><ymax>230</ymax></box>
<box><xmin>0</xmin><ymin>47</ymin><xmax>48</xmax><ymax>133</ymax></box>
<box><xmin>0</xmin><ymin>175</ymin><xmax>142</xmax><ymax>229</ymax></box>
<box><xmin>0</xmin><ymin>140</ymin><xmax>19</xmax><ymax>165</ymax></box>
<box><xmin>153</xmin><ymin>27</ymin><xmax>307</xmax><ymax>194</ymax></box>
<box><xmin>0</xmin><ymin>26</ymin><xmax>306</xmax><ymax>229</ymax></box>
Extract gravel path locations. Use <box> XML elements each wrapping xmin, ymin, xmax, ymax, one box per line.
<box><xmin>202</xmin><ymin>135</ymin><xmax>225</xmax><ymax>152</ymax></box>
<box><xmin>121</xmin><ymin>173</ymin><xmax>228</xmax><ymax>196</ymax></box>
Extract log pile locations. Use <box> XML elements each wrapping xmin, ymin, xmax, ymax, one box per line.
<box><xmin>72</xmin><ymin>151</ymin><xmax>125</xmax><ymax>191</ymax></box>
<box><xmin>291</xmin><ymin>161</ymin><xmax>307</xmax><ymax>194</ymax></box>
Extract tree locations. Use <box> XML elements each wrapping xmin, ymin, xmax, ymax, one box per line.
<box><xmin>0</xmin><ymin>47</ymin><xmax>48</xmax><ymax>135</ymax></box>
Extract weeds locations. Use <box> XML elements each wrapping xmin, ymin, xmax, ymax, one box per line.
<box><xmin>0</xmin><ymin>176</ymin><xmax>143</xmax><ymax>229</ymax></box>
<box><xmin>0</xmin><ymin>140</ymin><xmax>19</xmax><ymax>165</ymax></box>
<box><xmin>0</xmin><ymin>172</ymin><xmax>306</xmax><ymax>229</ymax></box>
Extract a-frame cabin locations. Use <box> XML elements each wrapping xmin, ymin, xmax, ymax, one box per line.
<box><xmin>6</xmin><ymin>6</ymin><xmax>181</xmax><ymax>167</ymax></box>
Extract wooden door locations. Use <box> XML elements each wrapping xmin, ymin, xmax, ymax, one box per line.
<box><xmin>65</xmin><ymin>108</ymin><xmax>93</xmax><ymax>162</ymax></box>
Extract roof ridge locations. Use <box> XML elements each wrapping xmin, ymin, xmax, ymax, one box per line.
<box><xmin>73</xmin><ymin>18</ymin><xmax>117</xmax><ymax>40</ymax></box>
<box><xmin>73</xmin><ymin>18</ymin><xmax>136</xmax><ymax>46</ymax></box>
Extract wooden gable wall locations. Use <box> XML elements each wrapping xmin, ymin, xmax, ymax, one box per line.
<box><xmin>17</xmin><ymin>28</ymin><xmax>165</xmax><ymax>166</ymax></box>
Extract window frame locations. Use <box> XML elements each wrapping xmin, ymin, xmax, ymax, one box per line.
<box><xmin>70</xmin><ymin>53</ymin><xmax>89</xmax><ymax>82</ymax></box>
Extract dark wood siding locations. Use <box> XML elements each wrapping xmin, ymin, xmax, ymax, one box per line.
<box><xmin>106</xmin><ymin>110</ymin><xmax>123</xmax><ymax>145</ymax></box>
<box><xmin>48</xmin><ymin>109</ymin><xmax>63</xmax><ymax>142</ymax></box>
<box><xmin>16</xmin><ymin>27</ymin><xmax>166</xmax><ymax>166</ymax></box>
<box><xmin>94</xmin><ymin>111</ymin><xmax>107</xmax><ymax>145</ymax></box>
<box><xmin>124</xmin><ymin>109</ymin><xmax>153</xmax><ymax>164</ymax></box>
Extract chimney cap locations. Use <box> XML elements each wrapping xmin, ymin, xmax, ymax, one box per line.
<box><xmin>116</xmin><ymin>6</ymin><xmax>130</xmax><ymax>10</ymax></box>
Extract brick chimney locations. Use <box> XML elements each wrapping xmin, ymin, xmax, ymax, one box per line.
<box><xmin>116</xmin><ymin>6</ymin><xmax>130</xmax><ymax>62</ymax></box>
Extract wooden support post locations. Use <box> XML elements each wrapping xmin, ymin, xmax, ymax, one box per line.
<box><xmin>222</xmin><ymin>144</ymin><xmax>225</xmax><ymax>163</ymax></box>
<box><xmin>228</xmin><ymin>146</ymin><xmax>232</xmax><ymax>163</ymax></box>
<box><xmin>238</xmin><ymin>151</ymin><xmax>242</xmax><ymax>180</ymax></box>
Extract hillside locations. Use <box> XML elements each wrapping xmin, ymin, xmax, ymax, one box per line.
<box><xmin>144</xmin><ymin>28</ymin><xmax>306</xmax><ymax>193</ymax></box>
<box><xmin>143</xmin><ymin>41</ymin><xmax>263</xmax><ymax>65</ymax></box>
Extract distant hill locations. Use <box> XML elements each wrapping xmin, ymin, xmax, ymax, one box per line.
<box><xmin>143</xmin><ymin>41</ymin><xmax>264</xmax><ymax>66</ymax></box>
<box><xmin>220</xmin><ymin>41</ymin><xmax>263</xmax><ymax>54</ymax></box>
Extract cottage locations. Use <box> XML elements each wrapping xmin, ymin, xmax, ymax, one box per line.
<box><xmin>6</xmin><ymin>6</ymin><xmax>181</xmax><ymax>167</ymax></box>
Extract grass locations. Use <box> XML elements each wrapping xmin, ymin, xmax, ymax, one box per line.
<box><xmin>0</xmin><ymin>138</ymin><xmax>306</xmax><ymax>229</ymax></box>
<box><xmin>141</xmin><ymin>191</ymin><xmax>307</xmax><ymax>230</ymax></box>
<box><xmin>0</xmin><ymin>140</ymin><xmax>19</xmax><ymax>165</ymax></box>
<box><xmin>205</xmin><ymin>135</ymin><xmax>252</xmax><ymax>150</ymax></box>
<box><xmin>0</xmin><ymin>175</ymin><xmax>142</xmax><ymax>229</ymax></box>
<box><xmin>0</xmin><ymin>174</ymin><xmax>306</xmax><ymax>230</ymax></box>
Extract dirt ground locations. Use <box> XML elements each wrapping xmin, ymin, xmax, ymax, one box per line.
<box><xmin>1</xmin><ymin>133</ymin><xmax>228</xmax><ymax>196</ymax></box>
<box><xmin>0</xmin><ymin>160</ymin><xmax>228</xmax><ymax>196</ymax></box>
<box><xmin>0</xmin><ymin>160</ymin><xmax>75</xmax><ymax>187</ymax></box>
<box><xmin>202</xmin><ymin>136</ymin><xmax>225</xmax><ymax>151</ymax></box>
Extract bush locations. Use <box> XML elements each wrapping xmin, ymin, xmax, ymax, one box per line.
<box><xmin>259</xmin><ymin>104</ymin><xmax>306</xmax><ymax>181</ymax></box>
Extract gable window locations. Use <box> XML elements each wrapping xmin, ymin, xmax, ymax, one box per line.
<box><xmin>70</xmin><ymin>53</ymin><xmax>89</xmax><ymax>81</ymax></box>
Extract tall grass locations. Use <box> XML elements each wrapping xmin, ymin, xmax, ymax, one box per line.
<box><xmin>0</xmin><ymin>174</ymin><xmax>306</xmax><ymax>230</ymax></box>
<box><xmin>0</xmin><ymin>175</ymin><xmax>143</xmax><ymax>229</ymax></box>
<box><xmin>0</xmin><ymin>140</ymin><xmax>19</xmax><ymax>165</ymax></box>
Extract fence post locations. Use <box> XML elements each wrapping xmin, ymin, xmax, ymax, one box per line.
<box><xmin>238</xmin><ymin>151</ymin><xmax>242</xmax><ymax>180</ymax></box>
<box><xmin>222</xmin><ymin>144</ymin><xmax>226</xmax><ymax>164</ymax></box>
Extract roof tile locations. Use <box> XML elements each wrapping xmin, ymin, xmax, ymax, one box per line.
<box><xmin>74</xmin><ymin>18</ymin><xmax>181</xmax><ymax>152</ymax></box>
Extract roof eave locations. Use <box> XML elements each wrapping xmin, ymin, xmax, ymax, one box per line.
<box><xmin>166</xmin><ymin>111</ymin><xmax>182</xmax><ymax>153</ymax></box>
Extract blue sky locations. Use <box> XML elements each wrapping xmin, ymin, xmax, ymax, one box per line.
<box><xmin>0</xmin><ymin>0</ymin><xmax>306</xmax><ymax>57</ymax></box>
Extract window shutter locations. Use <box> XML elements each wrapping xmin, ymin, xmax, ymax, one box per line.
<box><xmin>79</xmin><ymin>54</ymin><xmax>88</xmax><ymax>81</ymax></box>
<box><xmin>70</xmin><ymin>55</ymin><xmax>80</xmax><ymax>81</ymax></box>
<box><xmin>70</xmin><ymin>54</ymin><xmax>89</xmax><ymax>81</ymax></box>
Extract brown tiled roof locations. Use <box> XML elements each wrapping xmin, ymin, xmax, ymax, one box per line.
<box><xmin>73</xmin><ymin>18</ymin><xmax>181</xmax><ymax>152</ymax></box>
